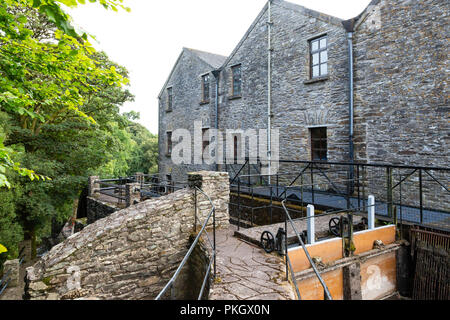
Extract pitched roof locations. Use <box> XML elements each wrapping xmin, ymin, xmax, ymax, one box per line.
<box><xmin>158</xmin><ymin>47</ymin><xmax>227</xmax><ymax>98</ymax></box>
<box><xmin>184</xmin><ymin>48</ymin><xmax>228</xmax><ymax>69</ymax></box>
<box><xmin>158</xmin><ymin>0</ymin><xmax>375</xmax><ymax>98</ymax></box>
<box><xmin>275</xmin><ymin>0</ymin><xmax>343</xmax><ymax>26</ymax></box>
<box><xmin>220</xmin><ymin>0</ymin><xmax>344</xmax><ymax>68</ymax></box>
<box><xmin>351</xmin><ymin>0</ymin><xmax>382</xmax><ymax>32</ymax></box>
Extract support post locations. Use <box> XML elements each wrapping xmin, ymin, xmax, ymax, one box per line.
<box><xmin>213</xmin><ymin>207</ymin><xmax>216</xmax><ymax>279</ymax></box>
<box><xmin>251</xmin><ymin>187</ymin><xmax>254</xmax><ymax>227</ymax></box>
<box><xmin>276</xmin><ymin>173</ymin><xmax>279</xmax><ymax>198</ymax></box>
<box><xmin>285</xmin><ymin>208</ymin><xmax>288</xmax><ymax>281</ymax></box>
<box><xmin>270</xmin><ymin>186</ymin><xmax>273</xmax><ymax>225</ymax></box>
<box><xmin>343</xmin><ymin>263</ymin><xmax>362</xmax><ymax>300</ymax></box>
<box><xmin>248</xmin><ymin>161</ymin><xmax>251</xmax><ymax>187</ymax></box>
<box><xmin>237</xmin><ymin>177</ymin><xmax>241</xmax><ymax>231</ymax></box>
<box><xmin>419</xmin><ymin>169</ymin><xmax>423</xmax><ymax>224</ymax></box>
<box><xmin>307</xmin><ymin>205</ymin><xmax>315</xmax><ymax>245</ymax></box>
<box><xmin>386</xmin><ymin>167</ymin><xmax>393</xmax><ymax>218</ymax></box>
<box><xmin>136</xmin><ymin>172</ymin><xmax>144</xmax><ymax>186</ymax></box>
<box><xmin>310</xmin><ymin>165</ymin><xmax>315</xmax><ymax>206</ymax></box>
<box><xmin>194</xmin><ymin>188</ymin><xmax>198</xmax><ymax>232</ymax></box>
<box><xmin>368</xmin><ymin>195</ymin><xmax>375</xmax><ymax>230</ymax></box>
<box><xmin>357</xmin><ymin>164</ymin><xmax>361</xmax><ymax>210</ymax></box>
<box><xmin>125</xmin><ymin>183</ymin><xmax>139</xmax><ymax>208</ymax></box>
<box><xmin>88</xmin><ymin>176</ymin><xmax>100</xmax><ymax>197</ymax></box>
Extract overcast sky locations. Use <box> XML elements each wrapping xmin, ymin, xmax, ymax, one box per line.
<box><xmin>67</xmin><ymin>0</ymin><xmax>371</xmax><ymax>134</ymax></box>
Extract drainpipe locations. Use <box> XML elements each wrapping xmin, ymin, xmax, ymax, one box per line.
<box><xmin>212</xmin><ymin>69</ymin><xmax>221</xmax><ymax>172</ymax></box>
<box><xmin>343</xmin><ymin>19</ymin><xmax>355</xmax><ymax>195</ymax></box>
<box><xmin>347</xmin><ymin>30</ymin><xmax>355</xmax><ymax>254</ymax></box>
<box><xmin>267</xmin><ymin>0</ymin><xmax>273</xmax><ymax>184</ymax></box>
<box><xmin>347</xmin><ymin>31</ymin><xmax>354</xmax><ymax>166</ymax></box>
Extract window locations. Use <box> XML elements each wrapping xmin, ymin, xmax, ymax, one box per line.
<box><xmin>231</xmin><ymin>65</ymin><xmax>242</xmax><ymax>96</ymax></box>
<box><xmin>167</xmin><ymin>87</ymin><xmax>173</xmax><ymax>111</ymax></box>
<box><xmin>310</xmin><ymin>127</ymin><xmax>327</xmax><ymax>161</ymax></box>
<box><xmin>166</xmin><ymin>131</ymin><xmax>172</xmax><ymax>156</ymax></box>
<box><xmin>310</xmin><ymin>36</ymin><xmax>328</xmax><ymax>78</ymax></box>
<box><xmin>202</xmin><ymin>128</ymin><xmax>210</xmax><ymax>160</ymax></box>
<box><xmin>202</xmin><ymin>74</ymin><xmax>210</xmax><ymax>102</ymax></box>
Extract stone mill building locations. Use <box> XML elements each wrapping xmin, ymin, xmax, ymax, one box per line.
<box><xmin>158</xmin><ymin>0</ymin><xmax>449</xmax><ymax>182</ymax></box>
<box><xmin>15</xmin><ymin>0</ymin><xmax>448</xmax><ymax>302</ymax></box>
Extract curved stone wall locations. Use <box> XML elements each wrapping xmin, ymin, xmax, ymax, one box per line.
<box><xmin>25</xmin><ymin>171</ymin><xmax>229</xmax><ymax>300</ymax></box>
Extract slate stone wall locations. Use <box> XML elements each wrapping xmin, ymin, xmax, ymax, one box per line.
<box><xmin>352</xmin><ymin>0</ymin><xmax>449</xmax><ymax>211</ymax></box>
<box><xmin>158</xmin><ymin>49</ymin><xmax>219</xmax><ymax>183</ymax></box>
<box><xmin>25</xmin><ymin>171</ymin><xmax>229</xmax><ymax>300</ymax></box>
<box><xmin>219</xmin><ymin>1</ymin><xmax>350</xmax><ymax>166</ymax></box>
<box><xmin>157</xmin><ymin>0</ymin><xmax>448</xmax><ymax>214</ymax></box>
<box><xmin>353</xmin><ymin>0</ymin><xmax>448</xmax><ymax>167</ymax></box>
<box><xmin>86</xmin><ymin>197</ymin><xmax>118</xmax><ymax>225</ymax></box>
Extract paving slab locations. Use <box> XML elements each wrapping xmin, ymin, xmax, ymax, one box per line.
<box><xmin>208</xmin><ymin>225</ymin><xmax>296</xmax><ymax>300</ymax></box>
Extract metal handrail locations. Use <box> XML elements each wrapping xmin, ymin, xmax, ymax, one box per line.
<box><xmin>139</xmin><ymin>180</ymin><xmax>188</xmax><ymax>198</ymax></box>
<box><xmin>98</xmin><ymin>182</ymin><xmax>126</xmax><ymax>189</ymax></box>
<box><xmin>0</xmin><ymin>270</ymin><xmax>11</xmax><ymax>287</ymax></box>
<box><xmin>0</xmin><ymin>273</ymin><xmax>10</xmax><ymax>296</ymax></box>
<box><xmin>155</xmin><ymin>186</ymin><xmax>216</xmax><ymax>300</ymax></box>
<box><xmin>281</xmin><ymin>199</ymin><xmax>333</xmax><ymax>300</ymax></box>
<box><xmin>0</xmin><ymin>246</ymin><xmax>26</xmax><ymax>297</ymax></box>
<box><xmin>231</xmin><ymin>157</ymin><xmax>450</xmax><ymax>171</ymax></box>
<box><xmin>285</xmin><ymin>252</ymin><xmax>301</xmax><ymax>300</ymax></box>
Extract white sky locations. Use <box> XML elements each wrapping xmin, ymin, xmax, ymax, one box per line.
<box><xmin>67</xmin><ymin>0</ymin><xmax>371</xmax><ymax>134</ymax></box>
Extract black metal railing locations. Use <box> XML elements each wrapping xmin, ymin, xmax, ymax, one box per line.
<box><xmin>95</xmin><ymin>174</ymin><xmax>189</xmax><ymax>206</ymax></box>
<box><xmin>228</xmin><ymin>158</ymin><xmax>450</xmax><ymax>231</ymax></box>
<box><xmin>133</xmin><ymin>174</ymin><xmax>188</xmax><ymax>199</ymax></box>
<box><xmin>0</xmin><ymin>270</ymin><xmax>11</xmax><ymax>296</ymax></box>
<box><xmin>155</xmin><ymin>186</ymin><xmax>216</xmax><ymax>300</ymax></box>
<box><xmin>0</xmin><ymin>247</ymin><xmax>26</xmax><ymax>297</ymax></box>
<box><xmin>95</xmin><ymin>178</ymin><xmax>129</xmax><ymax>203</ymax></box>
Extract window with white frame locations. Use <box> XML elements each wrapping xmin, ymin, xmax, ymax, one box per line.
<box><xmin>310</xmin><ymin>36</ymin><xmax>328</xmax><ymax>78</ymax></box>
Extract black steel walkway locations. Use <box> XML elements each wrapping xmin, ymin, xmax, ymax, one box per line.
<box><xmin>231</xmin><ymin>185</ymin><xmax>450</xmax><ymax>231</ymax></box>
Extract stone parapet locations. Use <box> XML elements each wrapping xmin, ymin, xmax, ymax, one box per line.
<box><xmin>189</xmin><ymin>171</ymin><xmax>230</xmax><ymax>230</ymax></box>
<box><xmin>88</xmin><ymin>176</ymin><xmax>99</xmax><ymax>197</ymax></box>
<box><xmin>26</xmin><ymin>171</ymin><xmax>229</xmax><ymax>300</ymax></box>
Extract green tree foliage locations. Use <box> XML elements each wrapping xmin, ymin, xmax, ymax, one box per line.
<box><xmin>0</xmin><ymin>173</ymin><xmax>23</xmax><ymax>259</ymax></box>
<box><xmin>0</xmin><ymin>0</ymin><xmax>129</xmax><ymax>187</ymax></box>
<box><xmin>127</xmin><ymin>121</ymin><xmax>159</xmax><ymax>175</ymax></box>
<box><xmin>0</xmin><ymin>1</ymin><xmax>159</xmax><ymax>257</ymax></box>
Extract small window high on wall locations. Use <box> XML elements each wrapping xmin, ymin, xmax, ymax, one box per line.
<box><xmin>202</xmin><ymin>74</ymin><xmax>210</xmax><ymax>103</ymax></box>
<box><xmin>310</xmin><ymin>36</ymin><xmax>328</xmax><ymax>79</ymax></box>
<box><xmin>231</xmin><ymin>65</ymin><xmax>242</xmax><ymax>97</ymax></box>
<box><xmin>167</xmin><ymin>87</ymin><xmax>173</xmax><ymax>111</ymax></box>
<box><xmin>310</xmin><ymin>127</ymin><xmax>327</xmax><ymax>161</ymax></box>
<box><xmin>166</xmin><ymin>131</ymin><xmax>172</xmax><ymax>156</ymax></box>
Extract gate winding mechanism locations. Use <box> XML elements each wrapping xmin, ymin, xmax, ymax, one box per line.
<box><xmin>260</xmin><ymin>228</ymin><xmax>307</xmax><ymax>255</ymax></box>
